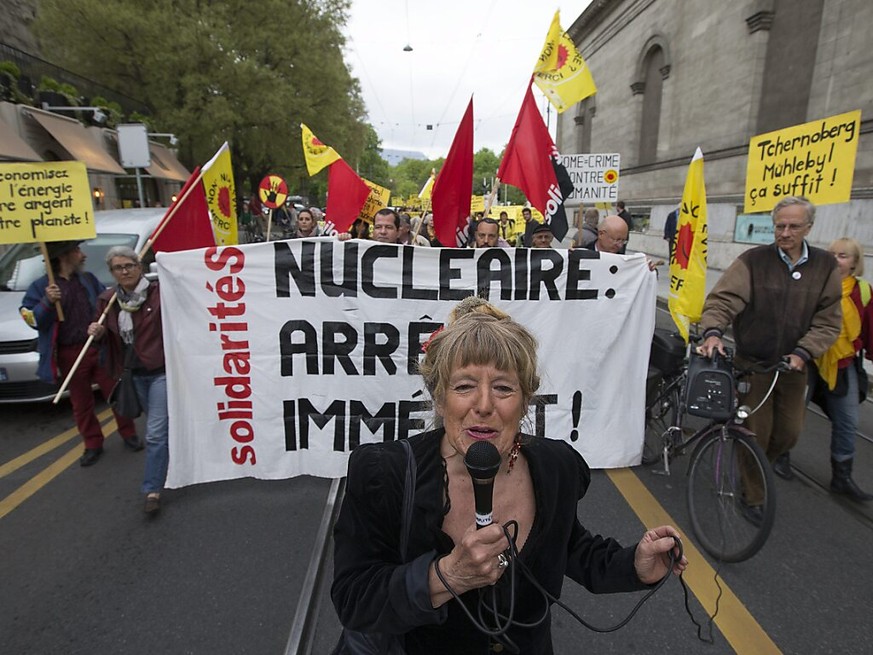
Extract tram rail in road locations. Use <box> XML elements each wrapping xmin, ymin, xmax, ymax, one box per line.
<box><xmin>285</xmin><ymin>477</ymin><xmax>345</xmax><ymax>655</ymax></box>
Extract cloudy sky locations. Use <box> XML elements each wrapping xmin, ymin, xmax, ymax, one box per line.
<box><xmin>343</xmin><ymin>1</ymin><xmax>594</xmax><ymax>159</ymax></box>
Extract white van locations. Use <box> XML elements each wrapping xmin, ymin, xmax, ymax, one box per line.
<box><xmin>0</xmin><ymin>208</ymin><xmax>165</xmax><ymax>402</ymax></box>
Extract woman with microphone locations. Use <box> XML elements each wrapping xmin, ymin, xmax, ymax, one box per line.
<box><xmin>331</xmin><ymin>297</ymin><xmax>686</xmax><ymax>654</ymax></box>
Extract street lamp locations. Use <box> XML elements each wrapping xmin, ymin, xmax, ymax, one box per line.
<box><xmin>41</xmin><ymin>103</ymin><xmax>108</xmax><ymax>124</ymax></box>
<box><xmin>148</xmin><ymin>132</ymin><xmax>179</xmax><ymax>146</ymax></box>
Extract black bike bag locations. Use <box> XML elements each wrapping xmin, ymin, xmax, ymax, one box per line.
<box><xmin>685</xmin><ymin>351</ymin><xmax>735</xmax><ymax>421</ymax></box>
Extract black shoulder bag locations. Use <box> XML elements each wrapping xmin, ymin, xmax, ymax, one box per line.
<box><xmin>332</xmin><ymin>439</ymin><xmax>416</xmax><ymax>655</ymax></box>
<box><xmin>109</xmin><ymin>344</ymin><xmax>142</xmax><ymax>419</ymax></box>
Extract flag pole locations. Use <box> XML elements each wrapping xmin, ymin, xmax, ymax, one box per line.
<box><xmin>483</xmin><ymin>175</ymin><xmax>501</xmax><ymax>217</ymax></box>
<box><xmin>38</xmin><ymin>242</ymin><xmax>65</xmax><ymax>322</ymax></box>
<box><xmin>51</xmin><ymin>167</ymin><xmax>208</xmax><ymax>404</ymax></box>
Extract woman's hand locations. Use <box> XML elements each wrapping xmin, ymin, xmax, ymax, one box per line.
<box><xmin>634</xmin><ymin>526</ymin><xmax>687</xmax><ymax>584</ymax></box>
<box><xmin>87</xmin><ymin>322</ymin><xmax>106</xmax><ymax>340</ymax></box>
<box><xmin>429</xmin><ymin>523</ymin><xmax>510</xmax><ymax>607</ymax></box>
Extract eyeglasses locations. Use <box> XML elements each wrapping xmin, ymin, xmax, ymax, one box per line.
<box><xmin>600</xmin><ymin>232</ymin><xmax>628</xmax><ymax>244</ymax></box>
<box><xmin>773</xmin><ymin>223</ymin><xmax>809</xmax><ymax>233</ymax></box>
<box><xmin>110</xmin><ymin>263</ymin><xmax>139</xmax><ymax>273</ymax></box>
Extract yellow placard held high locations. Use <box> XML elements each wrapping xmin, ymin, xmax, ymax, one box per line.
<box><xmin>744</xmin><ymin>110</ymin><xmax>861</xmax><ymax>213</ymax></box>
<box><xmin>0</xmin><ymin>161</ymin><xmax>95</xmax><ymax>245</ymax></box>
<box><xmin>359</xmin><ymin>179</ymin><xmax>391</xmax><ymax>222</ymax></box>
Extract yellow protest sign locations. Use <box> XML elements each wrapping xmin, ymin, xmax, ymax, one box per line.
<box><xmin>744</xmin><ymin>110</ymin><xmax>861</xmax><ymax>213</ymax></box>
<box><xmin>470</xmin><ymin>195</ymin><xmax>485</xmax><ymax>214</ymax></box>
<box><xmin>0</xmin><ymin>161</ymin><xmax>95</xmax><ymax>245</ymax></box>
<box><xmin>360</xmin><ymin>179</ymin><xmax>391</xmax><ymax>222</ymax></box>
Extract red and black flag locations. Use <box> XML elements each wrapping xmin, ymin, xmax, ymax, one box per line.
<box><xmin>498</xmin><ymin>81</ymin><xmax>573</xmax><ymax>241</ymax></box>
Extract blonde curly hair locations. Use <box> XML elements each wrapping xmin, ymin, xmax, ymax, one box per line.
<box><xmin>419</xmin><ymin>297</ymin><xmax>541</xmax><ymax>413</ymax></box>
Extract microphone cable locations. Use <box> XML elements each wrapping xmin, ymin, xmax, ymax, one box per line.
<box><xmin>434</xmin><ymin>521</ymin><xmax>708</xmax><ymax>653</ymax></box>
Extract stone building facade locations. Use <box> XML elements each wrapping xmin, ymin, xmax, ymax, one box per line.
<box><xmin>557</xmin><ymin>0</ymin><xmax>873</xmax><ymax>270</ymax></box>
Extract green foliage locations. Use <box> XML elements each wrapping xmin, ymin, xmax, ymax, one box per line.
<box><xmin>128</xmin><ymin>112</ymin><xmax>153</xmax><ymax>129</ymax></box>
<box><xmin>37</xmin><ymin>75</ymin><xmax>61</xmax><ymax>92</ymax></box>
<box><xmin>384</xmin><ymin>147</ymin><xmax>529</xmax><ymax>209</ymax></box>
<box><xmin>37</xmin><ymin>76</ymin><xmax>80</xmax><ymax>105</ymax></box>
<box><xmin>0</xmin><ymin>61</ymin><xmax>21</xmax><ymax>78</ymax></box>
<box><xmin>89</xmin><ymin>96</ymin><xmax>123</xmax><ymax>127</ymax></box>
<box><xmin>34</xmin><ymin>0</ymin><xmax>367</xmax><ymax>199</ymax></box>
<box><xmin>0</xmin><ymin>61</ymin><xmax>30</xmax><ymax>105</ymax></box>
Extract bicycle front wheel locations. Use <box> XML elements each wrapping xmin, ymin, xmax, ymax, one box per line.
<box><xmin>686</xmin><ymin>427</ymin><xmax>776</xmax><ymax>562</ymax></box>
<box><xmin>641</xmin><ymin>379</ymin><xmax>680</xmax><ymax>466</ymax></box>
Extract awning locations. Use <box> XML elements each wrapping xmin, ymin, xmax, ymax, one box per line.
<box><xmin>0</xmin><ymin>116</ymin><xmax>42</xmax><ymax>161</ymax></box>
<box><xmin>27</xmin><ymin>109</ymin><xmax>127</xmax><ymax>174</ymax></box>
<box><xmin>146</xmin><ymin>142</ymin><xmax>190</xmax><ymax>182</ymax></box>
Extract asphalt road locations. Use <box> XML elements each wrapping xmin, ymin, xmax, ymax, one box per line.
<box><xmin>2</xmin><ymin>307</ymin><xmax>872</xmax><ymax>654</ymax></box>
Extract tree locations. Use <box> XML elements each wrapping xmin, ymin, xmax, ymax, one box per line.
<box><xmin>472</xmin><ymin>148</ymin><xmax>501</xmax><ymax>198</ymax></box>
<box><xmin>391</xmin><ymin>157</ymin><xmax>439</xmax><ymax>200</ymax></box>
<box><xmin>33</xmin><ymin>0</ymin><xmax>367</xmax><ymax>201</ymax></box>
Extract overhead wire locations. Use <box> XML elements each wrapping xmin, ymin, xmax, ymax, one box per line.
<box><xmin>428</xmin><ymin>0</ymin><xmax>499</xmax><ymax>151</ymax></box>
<box><xmin>346</xmin><ymin>33</ymin><xmax>392</xmax><ymax>137</ymax></box>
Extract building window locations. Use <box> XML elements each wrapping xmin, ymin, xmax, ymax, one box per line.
<box><xmin>574</xmin><ymin>98</ymin><xmax>594</xmax><ymax>153</ymax></box>
<box><xmin>638</xmin><ymin>45</ymin><xmax>665</xmax><ymax>165</ymax></box>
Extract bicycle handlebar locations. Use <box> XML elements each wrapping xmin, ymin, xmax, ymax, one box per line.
<box><xmin>734</xmin><ymin>357</ymin><xmax>792</xmax><ymax>377</ymax></box>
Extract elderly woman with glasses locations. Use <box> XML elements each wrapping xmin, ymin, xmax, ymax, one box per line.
<box><xmin>88</xmin><ymin>246</ymin><xmax>168</xmax><ymax>515</ymax></box>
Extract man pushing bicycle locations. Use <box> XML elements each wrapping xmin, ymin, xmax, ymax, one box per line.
<box><xmin>698</xmin><ymin>196</ymin><xmax>841</xmax><ymax>525</ymax></box>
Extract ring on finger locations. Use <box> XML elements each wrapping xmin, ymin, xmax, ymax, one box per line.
<box><xmin>497</xmin><ymin>553</ymin><xmax>509</xmax><ymax>569</ymax></box>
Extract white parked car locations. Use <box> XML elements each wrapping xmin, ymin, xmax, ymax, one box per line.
<box><xmin>0</xmin><ymin>208</ymin><xmax>165</xmax><ymax>403</ymax></box>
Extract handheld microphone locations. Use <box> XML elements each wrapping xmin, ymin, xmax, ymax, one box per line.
<box><xmin>464</xmin><ymin>440</ymin><xmax>502</xmax><ymax>529</ymax></box>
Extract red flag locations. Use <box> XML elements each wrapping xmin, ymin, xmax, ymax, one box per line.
<box><xmin>151</xmin><ymin>166</ymin><xmax>216</xmax><ymax>253</ymax></box>
<box><xmin>432</xmin><ymin>97</ymin><xmax>474</xmax><ymax>247</ymax></box>
<box><xmin>326</xmin><ymin>159</ymin><xmax>371</xmax><ymax>233</ymax></box>
<box><xmin>498</xmin><ymin>83</ymin><xmax>569</xmax><ymax>239</ymax></box>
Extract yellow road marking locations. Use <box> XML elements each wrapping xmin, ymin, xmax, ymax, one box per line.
<box><xmin>607</xmin><ymin>468</ymin><xmax>782</xmax><ymax>655</ymax></box>
<box><xmin>0</xmin><ymin>416</ymin><xmax>118</xmax><ymax>521</ymax></box>
<box><xmin>0</xmin><ymin>408</ymin><xmax>113</xmax><ymax>480</ymax></box>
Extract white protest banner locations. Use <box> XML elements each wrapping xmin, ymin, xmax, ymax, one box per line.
<box><xmin>158</xmin><ymin>239</ymin><xmax>656</xmax><ymax>487</ymax></box>
<box><xmin>560</xmin><ymin>153</ymin><xmax>621</xmax><ymax>203</ymax></box>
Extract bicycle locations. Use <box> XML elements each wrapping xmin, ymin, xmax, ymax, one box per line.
<box><xmin>642</xmin><ymin>329</ymin><xmax>790</xmax><ymax>562</ymax></box>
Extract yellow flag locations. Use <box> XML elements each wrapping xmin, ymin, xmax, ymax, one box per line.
<box><xmin>301</xmin><ymin>123</ymin><xmax>341</xmax><ymax>176</ymax></box>
<box><xmin>669</xmin><ymin>148</ymin><xmax>708</xmax><ymax>343</ymax></box>
<box><xmin>418</xmin><ymin>169</ymin><xmax>435</xmax><ymax>200</ymax></box>
<box><xmin>533</xmin><ymin>10</ymin><xmax>597</xmax><ymax>113</ymax></box>
<box><xmin>201</xmin><ymin>142</ymin><xmax>238</xmax><ymax>245</ymax></box>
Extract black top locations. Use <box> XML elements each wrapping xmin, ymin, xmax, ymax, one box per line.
<box><xmin>331</xmin><ymin>430</ymin><xmax>646</xmax><ymax>654</ymax></box>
